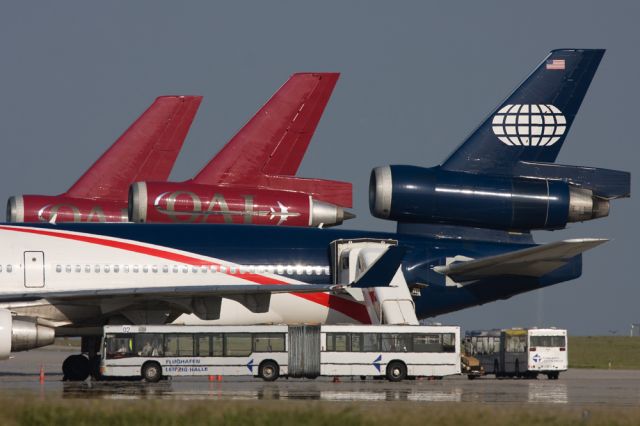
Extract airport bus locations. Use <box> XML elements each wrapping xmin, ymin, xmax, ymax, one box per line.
<box><xmin>99</xmin><ymin>324</ymin><xmax>460</xmax><ymax>382</ymax></box>
<box><xmin>463</xmin><ymin>328</ymin><xmax>567</xmax><ymax>379</ymax></box>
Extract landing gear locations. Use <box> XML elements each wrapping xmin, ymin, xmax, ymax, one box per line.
<box><xmin>62</xmin><ymin>354</ymin><xmax>90</xmax><ymax>381</ymax></box>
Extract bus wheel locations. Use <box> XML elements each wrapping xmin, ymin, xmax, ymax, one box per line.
<box><xmin>386</xmin><ymin>361</ymin><xmax>407</xmax><ymax>382</ymax></box>
<box><xmin>259</xmin><ymin>360</ymin><xmax>279</xmax><ymax>382</ymax></box>
<box><xmin>547</xmin><ymin>372</ymin><xmax>559</xmax><ymax>380</ymax></box>
<box><xmin>142</xmin><ymin>362</ymin><xmax>162</xmax><ymax>383</ymax></box>
<box><xmin>62</xmin><ymin>354</ymin><xmax>90</xmax><ymax>381</ymax></box>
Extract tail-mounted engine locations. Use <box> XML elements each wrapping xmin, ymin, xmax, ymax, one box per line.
<box><xmin>369</xmin><ymin>165</ymin><xmax>619</xmax><ymax>231</ymax></box>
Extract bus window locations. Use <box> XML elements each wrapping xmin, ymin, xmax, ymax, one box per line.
<box><xmin>105</xmin><ymin>334</ymin><xmax>134</xmax><ymax>359</ymax></box>
<box><xmin>135</xmin><ymin>333</ymin><xmax>163</xmax><ymax>357</ymax></box>
<box><xmin>349</xmin><ymin>333</ymin><xmax>380</xmax><ymax>352</ymax></box>
<box><xmin>381</xmin><ymin>334</ymin><xmax>412</xmax><ymax>352</ymax></box>
<box><xmin>350</xmin><ymin>333</ymin><xmax>363</xmax><ymax>352</ymax></box>
<box><xmin>164</xmin><ymin>334</ymin><xmax>194</xmax><ymax>357</ymax></box>
<box><xmin>506</xmin><ymin>334</ymin><xmax>527</xmax><ymax>353</ymax></box>
<box><xmin>196</xmin><ymin>335</ymin><xmax>211</xmax><ymax>357</ymax></box>
<box><xmin>530</xmin><ymin>335</ymin><xmax>566</xmax><ymax>347</ymax></box>
<box><xmin>225</xmin><ymin>334</ymin><xmax>252</xmax><ymax>356</ymax></box>
<box><xmin>212</xmin><ymin>334</ymin><xmax>223</xmax><ymax>356</ymax></box>
<box><xmin>253</xmin><ymin>333</ymin><xmax>285</xmax><ymax>352</ymax></box>
<box><xmin>326</xmin><ymin>333</ymin><xmax>349</xmax><ymax>352</ymax></box>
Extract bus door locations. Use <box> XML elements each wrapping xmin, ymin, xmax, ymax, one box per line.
<box><xmin>23</xmin><ymin>251</ymin><xmax>45</xmax><ymax>288</ymax></box>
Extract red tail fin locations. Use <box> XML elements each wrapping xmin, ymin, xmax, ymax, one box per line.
<box><xmin>192</xmin><ymin>73</ymin><xmax>339</xmax><ymax>185</ymax></box>
<box><xmin>65</xmin><ymin>96</ymin><xmax>202</xmax><ymax>200</ymax></box>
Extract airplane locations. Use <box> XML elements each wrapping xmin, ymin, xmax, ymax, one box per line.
<box><xmin>128</xmin><ymin>73</ymin><xmax>354</xmax><ymax>228</ymax></box>
<box><xmin>0</xmin><ymin>49</ymin><xmax>630</xmax><ymax>381</ymax></box>
<box><xmin>6</xmin><ymin>96</ymin><xmax>202</xmax><ymax>223</ymax></box>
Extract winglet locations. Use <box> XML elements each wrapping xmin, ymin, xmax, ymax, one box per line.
<box><xmin>351</xmin><ymin>246</ymin><xmax>407</xmax><ymax>288</ymax></box>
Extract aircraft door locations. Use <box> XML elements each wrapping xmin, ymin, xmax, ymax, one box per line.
<box><xmin>23</xmin><ymin>251</ymin><xmax>45</xmax><ymax>288</ymax></box>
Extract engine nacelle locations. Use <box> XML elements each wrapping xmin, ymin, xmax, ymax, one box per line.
<box><xmin>6</xmin><ymin>195</ymin><xmax>128</xmax><ymax>223</ymax></box>
<box><xmin>129</xmin><ymin>181</ymin><xmax>353</xmax><ymax>227</ymax></box>
<box><xmin>369</xmin><ymin>166</ymin><xmax>610</xmax><ymax>231</ymax></box>
<box><xmin>0</xmin><ymin>310</ymin><xmax>55</xmax><ymax>359</ymax></box>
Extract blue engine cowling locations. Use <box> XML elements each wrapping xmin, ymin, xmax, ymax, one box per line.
<box><xmin>369</xmin><ymin>166</ymin><xmax>609</xmax><ymax>231</ymax></box>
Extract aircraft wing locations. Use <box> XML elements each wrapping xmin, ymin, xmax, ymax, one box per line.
<box><xmin>433</xmin><ymin>238</ymin><xmax>607</xmax><ymax>283</ymax></box>
<box><xmin>65</xmin><ymin>96</ymin><xmax>202</xmax><ymax>200</ymax></box>
<box><xmin>0</xmin><ymin>283</ymin><xmax>347</xmax><ymax>303</ymax></box>
<box><xmin>191</xmin><ymin>73</ymin><xmax>339</xmax><ymax>185</ymax></box>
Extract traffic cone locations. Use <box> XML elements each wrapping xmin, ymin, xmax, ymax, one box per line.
<box><xmin>332</xmin><ymin>376</ymin><xmax>340</xmax><ymax>383</ymax></box>
<box><xmin>208</xmin><ymin>375</ymin><xmax>216</xmax><ymax>382</ymax></box>
<box><xmin>217</xmin><ymin>375</ymin><xmax>223</xmax><ymax>382</ymax></box>
<box><xmin>39</xmin><ymin>364</ymin><xmax>45</xmax><ymax>383</ymax></box>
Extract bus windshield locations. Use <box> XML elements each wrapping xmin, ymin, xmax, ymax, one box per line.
<box><xmin>530</xmin><ymin>335</ymin><xmax>566</xmax><ymax>347</ymax></box>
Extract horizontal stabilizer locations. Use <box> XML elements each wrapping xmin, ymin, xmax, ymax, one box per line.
<box><xmin>433</xmin><ymin>238</ymin><xmax>607</xmax><ymax>283</ymax></box>
<box><xmin>513</xmin><ymin>161</ymin><xmax>631</xmax><ymax>199</ymax></box>
<box><xmin>351</xmin><ymin>246</ymin><xmax>407</xmax><ymax>288</ymax></box>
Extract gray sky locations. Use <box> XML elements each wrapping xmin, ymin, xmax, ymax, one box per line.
<box><xmin>0</xmin><ymin>1</ymin><xmax>637</xmax><ymax>334</ymax></box>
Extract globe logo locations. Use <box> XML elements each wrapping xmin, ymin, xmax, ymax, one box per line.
<box><xmin>492</xmin><ymin>104</ymin><xmax>566</xmax><ymax>146</ymax></box>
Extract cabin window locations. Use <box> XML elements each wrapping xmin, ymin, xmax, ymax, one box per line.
<box><xmin>55</xmin><ymin>265</ymin><xmax>61</xmax><ymax>273</ymax></box>
<box><xmin>66</xmin><ymin>265</ymin><xmax>72</xmax><ymax>273</ymax></box>
<box><xmin>152</xmin><ymin>265</ymin><xmax>158</xmax><ymax>273</ymax></box>
<box><xmin>104</xmin><ymin>265</ymin><xmax>110</xmax><ymax>273</ymax></box>
<box><xmin>94</xmin><ymin>265</ymin><xmax>100</xmax><ymax>273</ymax></box>
<box><xmin>133</xmin><ymin>265</ymin><xmax>139</xmax><ymax>273</ymax></box>
<box><xmin>85</xmin><ymin>265</ymin><xmax>91</xmax><ymax>273</ymax></box>
<box><xmin>172</xmin><ymin>265</ymin><xmax>179</xmax><ymax>273</ymax></box>
<box><xmin>75</xmin><ymin>265</ymin><xmax>81</xmax><ymax>273</ymax></box>
<box><xmin>142</xmin><ymin>265</ymin><xmax>149</xmax><ymax>273</ymax></box>
<box><xmin>6</xmin><ymin>265</ymin><xmax>11</xmax><ymax>273</ymax></box>
<box><xmin>162</xmin><ymin>265</ymin><xmax>169</xmax><ymax>273</ymax></box>
<box><xmin>113</xmin><ymin>265</ymin><xmax>120</xmax><ymax>273</ymax></box>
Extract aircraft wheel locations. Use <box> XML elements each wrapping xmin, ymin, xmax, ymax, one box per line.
<box><xmin>62</xmin><ymin>354</ymin><xmax>90</xmax><ymax>381</ymax></box>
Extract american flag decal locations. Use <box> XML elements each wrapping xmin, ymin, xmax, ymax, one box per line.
<box><xmin>546</xmin><ymin>59</ymin><xmax>565</xmax><ymax>70</ymax></box>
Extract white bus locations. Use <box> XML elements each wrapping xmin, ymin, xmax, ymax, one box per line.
<box><xmin>527</xmin><ymin>328</ymin><xmax>567</xmax><ymax>379</ymax></box>
<box><xmin>99</xmin><ymin>324</ymin><xmax>460</xmax><ymax>382</ymax></box>
<box><xmin>464</xmin><ymin>327</ymin><xmax>567</xmax><ymax>379</ymax></box>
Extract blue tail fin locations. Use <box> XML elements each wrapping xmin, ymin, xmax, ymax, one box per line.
<box><xmin>442</xmin><ymin>49</ymin><xmax>605</xmax><ymax>174</ymax></box>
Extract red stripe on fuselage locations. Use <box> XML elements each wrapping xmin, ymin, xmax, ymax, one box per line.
<box><xmin>0</xmin><ymin>226</ymin><xmax>370</xmax><ymax>323</ymax></box>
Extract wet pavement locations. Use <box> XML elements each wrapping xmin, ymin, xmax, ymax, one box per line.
<box><xmin>3</xmin><ymin>346</ymin><xmax>640</xmax><ymax>406</ymax></box>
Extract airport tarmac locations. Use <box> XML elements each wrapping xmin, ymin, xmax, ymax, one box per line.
<box><xmin>1</xmin><ymin>346</ymin><xmax>639</xmax><ymax>406</ymax></box>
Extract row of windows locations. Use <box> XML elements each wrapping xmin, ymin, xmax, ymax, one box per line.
<box><xmin>104</xmin><ymin>332</ymin><xmax>286</xmax><ymax>359</ymax></box>
<box><xmin>0</xmin><ymin>265</ymin><xmax>13</xmax><ymax>273</ymax></box>
<box><xmin>326</xmin><ymin>333</ymin><xmax>456</xmax><ymax>353</ymax></box>
<box><xmin>55</xmin><ymin>264</ymin><xmax>331</xmax><ymax>276</ymax></box>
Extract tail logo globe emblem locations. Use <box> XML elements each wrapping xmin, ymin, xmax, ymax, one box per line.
<box><xmin>492</xmin><ymin>104</ymin><xmax>566</xmax><ymax>146</ymax></box>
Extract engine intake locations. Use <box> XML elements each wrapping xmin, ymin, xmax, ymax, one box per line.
<box><xmin>369</xmin><ymin>165</ymin><xmax>609</xmax><ymax>231</ymax></box>
<box><xmin>0</xmin><ymin>310</ymin><xmax>55</xmax><ymax>359</ymax></box>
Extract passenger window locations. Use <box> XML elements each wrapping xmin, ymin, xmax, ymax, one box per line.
<box><xmin>85</xmin><ymin>265</ymin><xmax>91</xmax><ymax>273</ymax></box>
<box><xmin>113</xmin><ymin>265</ymin><xmax>120</xmax><ymax>273</ymax></box>
<box><xmin>55</xmin><ymin>265</ymin><xmax>61</xmax><ymax>273</ymax></box>
<box><xmin>6</xmin><ymin>265</ymin><xmax>11</xmax><ymax>273</ymax></box>
<box><xmin>133</xmin><ymin>265</ymin><xmax>139</xmax><ymax>273</ymax></box>
<box><xmin>197</xmin><ymin>335</ymin><xmax>211</xmax><ymax>357</ymax></box>
<box><xmin>75</xmin><ymin>265</ymin><xmax>81</xmax><ymax>273</ymax></box>
<box><xmin>142</xmin><ymin>265</ymin><xmax>149</xmax><ymax>273</ymax></box>
<box><xmin>162</xmin><ymin>265</ymin><xmax>169</xmax><ymax>273</ymax></box>
<box><xmin>200</xmin><ymin>266</ymin><xmax>207</xmax><ymax>273</ymax></box>
<box><xmin>123</xmin><ymin>265</ymin><xmax>129</xmax><ymax>273</ymax></box>
<box><xmin>164</xmin><ymin>334</ymin><xmax>194</xmax><ymax>357</ymax></box>
<box><xmin>172</xmin><ymin>265</ymin><xmax>179</xmax><ymax>273</ymax></box>
<box><xmin>66</xmin><ymin>265</ymin><xmax>72</xmax><ymax>273</ymax></box>
<box><xmin>224</xmin><ymin>334</ymin><xmax>252</xmax><ymax>356</ymax></box>
<box><xmin>212</xmin><ymin>334</ymin><xmax>223</xmax><ymax>356</ymax></box>
<box><xmin>135</xmin><ymin>333</ymin><xmax>163</xmax><ymax>357</ymax></box>
<box><xmin>253</xmin><ymin>333</ymin><xmax>285</xmax><ymax>352</ymax></box>
<box><xmin>152</xmin><ymin>265</ymin><xmax>158</xmax><ymax>273</ymax></box>
<box><xmin>327</xmin><ymin>333</ymin><xmax>349</xmax><ymax>352</ymax></box>
<box><xmin>104</xmin><ymin>265</ymin><xmax>110</xmax><ymax>273</ymax></box>
<box><xmin>363</xmin><ymin>334</ymin><xmax>380</xmax><ymax>352</ymax></box>
<box><xmin>105</xmin><ymin>334</ymin><xmax>134</xmax><ymax>359</ymax></box>
<box><xmin>381</xmin><ymin>333</ymin><xmax>412</xmax><ymax>352</ymax></box>
<box><xmin>182</xmin><ymin>266</ymin><xmax>188</xmax><ymax>273</ymax></box>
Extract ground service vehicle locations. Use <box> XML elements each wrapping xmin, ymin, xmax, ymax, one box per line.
<box><xmin>100</xmin><ymin>324</ymin><xmax>460</xmax><ymax>382</ymax></box>
<box><xmin>464</xmin><ymin>328</ymin><xmax>567</xmax><ymax>379</ymax></box>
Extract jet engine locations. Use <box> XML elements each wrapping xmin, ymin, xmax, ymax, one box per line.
<box><xmin>7</xmin><ymin>195</ymin><xmax>128</xmax><ymax>223</ymax></box>
<box><xmin>129</xmin><ymin>182</ymin><xmax>353</xmax><ymax>227</ymax></box>
<box><xmin>369</xmin><ymin>165</ymin><xmax>610</xmax><ymax>231</ymax></box>
<box><xmin>0</xmin><ymin>309</ymin><xmax>55</xmax><ymax>359</ymax></box>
